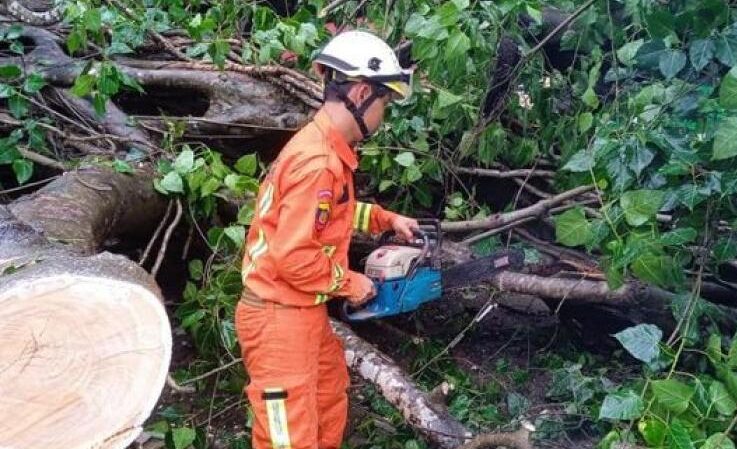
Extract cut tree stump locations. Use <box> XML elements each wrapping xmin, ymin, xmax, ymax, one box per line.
<box><xmin>0</xmin><ymin>167</ymin><xmax>171</xmax><ymax>449</ymax></box>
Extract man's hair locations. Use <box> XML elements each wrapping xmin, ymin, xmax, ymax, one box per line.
<box><xmin>323</xmin><ymin>79</ymin><xmax>392</xmax><ymax>103</ymax></box>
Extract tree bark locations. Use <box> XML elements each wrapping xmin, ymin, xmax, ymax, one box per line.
<box><xmin>0</xmin><ymin>168</ymin><xmax>171</xmax><ymax>449</ymax></box>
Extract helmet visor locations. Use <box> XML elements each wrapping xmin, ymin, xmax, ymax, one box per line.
<box><xmin>370</xmin><ymin>70</ymin><xmax>413</xmax><ymax>105</ymax></box>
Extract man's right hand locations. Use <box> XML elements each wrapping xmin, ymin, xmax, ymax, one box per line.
<box><xmin>346</xmin><ymin>273</ymin><xmax>376</xmax><ymax>307</ymax></box>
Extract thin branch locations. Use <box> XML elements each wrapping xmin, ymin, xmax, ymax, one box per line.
<box><xmin>139</xmin><ymin>199</ymin><xmax>174</xmax><ymax>265</ymax></box>
<box><xmin>454</xmin><ymin>166</ymin><xmax>555</xmax><ymax>178</ymax></box>
<box><xmin>151</xmin><ymin>198</ymin><xmax>183</xmax><ymax>277</ymax></box>
<box><xmin>180</xmin><ymin>358</ymin><xmax>243</xmax><ymax>386</ymax></box>
<box><xmin>166</xmin><ymin>373</ymin><xmax>196</xmax><ymax>394</ymax></box>
<box><xmin>18</xmin><ymin>147</ymin><xmax>66</xmax><ymax>170</ymax></box>
<box><xmin>0</xmin><ymin>175</ymin><xmax>59</xmax><ymax>195</ymax></box>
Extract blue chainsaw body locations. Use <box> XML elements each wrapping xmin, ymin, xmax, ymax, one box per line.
<box><xmin>343</xmin><ymin>267</ymin><xmax>443</xmax><ymax>321</ymax></box>
<box><xmin>342</xmin><ymin>219</ymin><xmax>525</xmax><ymax>322</ymax></box>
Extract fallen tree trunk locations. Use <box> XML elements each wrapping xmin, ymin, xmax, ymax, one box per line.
<box><xmin>0</xmin><ymin>168</ymin><xmax>171</xmax><ymax>449</ymax></box>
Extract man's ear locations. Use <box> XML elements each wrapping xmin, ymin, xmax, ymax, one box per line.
<box><xmin>348</xmin><ymin>82</ymin><xmax>372</xmax><ymax>103</ymax></box>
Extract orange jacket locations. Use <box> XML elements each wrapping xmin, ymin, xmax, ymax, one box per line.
<box><xmin>242</xmin><ymin>110</ymin><xmax>399</xmax><ymax>307</ymax></box>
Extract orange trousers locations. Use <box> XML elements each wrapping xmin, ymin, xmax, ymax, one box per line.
<box><xmin>235</xmin><ymin>299</ymin><xmax>350</xmax><ymax>449</ymax></box>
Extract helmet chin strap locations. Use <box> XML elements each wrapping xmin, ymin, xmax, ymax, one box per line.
<box><xmin>334</xmin><ymin>83</ymin><xmax>384</xmax><ymax>141</ymax></box>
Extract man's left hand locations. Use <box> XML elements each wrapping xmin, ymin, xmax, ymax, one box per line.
<box><xmin>391</xmin><ymin>215</ymin><xmax>420</xmax><ymax>241</ymax></box>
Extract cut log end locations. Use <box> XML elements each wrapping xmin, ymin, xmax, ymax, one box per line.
<box><xmin>0</xmin><ymin>272</ymin><xmax>171</xmax><ymax>449</ymax></box>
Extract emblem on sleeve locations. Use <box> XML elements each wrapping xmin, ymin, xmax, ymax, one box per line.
<box><xmin>315</xmin><ymin>190</ymin><xmax>332</xmax><ymax>231</ymax></box>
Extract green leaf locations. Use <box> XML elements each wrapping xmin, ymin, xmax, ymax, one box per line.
<box><xmin>0</xmin><ymin>64</ymin><xmax>21</xmax><ymax>78</ymax></box>
<box><xmin>578</xmin><ymin>112</ymin><xmax>594</xmax><ymax>133</ymax></box>
<box><xmin>669</xmin><ymin>420</ymin><xmax>695</xmax><ymax>449</ymax></box>
<box><xmin>582</xmin><ymin>86</ymin><xmax>599</xmax><ymax>108</ymax></box>
<box><xmin>235</xmin><ymin>154</ymin><xmax>258</xmax><ymax>176</ymax></box>
<box><xmin>620</xmin><ymin>190</ymin><xmax>664</xmax><ymax>226</ymax></box>
<box><xmin>720</xmin><ymin>67</ymin><xmax>737</xmax><ymax>109</ymax></box>
<box><xmin>631</xmin><ymin>253</ymin><xmax>680</xmax><ymax>289</ymax></box>
<box><xmin>173</xmin><ymin>149</ymin><xmax>194</xmax><ymax>174</ymax></box>
<box><xmin>0</xmin><ymin>83</ymin><xmax>14</xmax><ymax>98</ymax></box>
<box><xmin>713</xmin><ymin>237</ymin><xmax>737</xmax><ymax>264</ymax></box>
<box><xmin>554</xmin><ymin>207</ymin><xmax>592</xmax><ymax>247</ymax></box>
<box><xmin>394</xmin><ymin>152</ymin><xmax>415</xmax><ymax>167</ymax></box>
<box><xmin>435</xmin><ymin>88</ymin><xmax>463</xmax><ymax>109</ymax></box>
<box><xmin>660</xmin><ymin>228</ymin><xmax>697</xmax><ymax>246</ymax></box>
<box><xmin>9</xmin><ymin>94</ymin><xmax>28</xmax><ymax>118</ymax></box>
<box><xmin>159</xmin><ymin>171</ymin><xmax>184</xmax><ymax>193</ymax></box>
<box><xmin>562</xmin><ymin>150</ymin><xmax>594</xmax><ymax>172</ymax></box>
<box><xmin>645</xmin><ymin>10</ymin><xmax>674</xmax><ymax>39</ymax></box>
<box><xmin>199</xmin><ymin>178</ymin><xmax>220</xmax><ymax>197</ymax></box>
<box><xmin>636</xmin><ymin>40</ymin><xmax>667</xmax><ymax>70</ymax></box>
<box><xmin>170</xmin><ymin>427</ymin><xmax>196</xmax><ymax>449</ymax></box>
<box><xmin>715</xmin><ymin>32</ymin><xmax>737</xmax><ymax>67</ymax></box>
<box><xmin>709</xmin><ymin>381</ymin><xmax>737</xmax><ymax>416</ymax></box>
<box><xmin>659</xmin><ymin>49</ymin><xmax>687</xmax><ymax>80</ymax></box>
<box><xmin>651</xmin><ymin>379</ymin><xmax>694</xmax><ymax>414</ymax></box>
<box><xmin>22</xmin><ymin>73</ymin><xmax>46</xmax><ymax>94</ymax></box>
<box><xmin>713</xmin><ymin>116</ymin><xmax>737</xmax><ymax>160</ymax></box>
<box><xmin>83</xmin><ymin>8</ymin><xmax>102</xmax><ymax>32</ymax></box>
<box><xmin>180</xmin><ymin>309</ymin><xmax>205</xmax><ymax>329</ymax></box>
<box><xmin>617</xmin><ymin>39</ymin><xmax>644</xmax><ymax>66</ymax></box>
<box><xmin>690</xmin><ymin>39</ymin><xmax>715</xmax><ymax>71</ymax></box>
<box><xmin>188</xmin><ymin>259</ymin><xmax>204</xmax><ymax>281</ymax></box>
<box><xmin>112</xmin><ymin>159</ymin><xmax>133</xmax><ymax>174</ymax></box>
<box><xmin>445</xmin><ymin>30</ymin><xmax>471</xmax><ymax>62</ymax></box>
<box><xmin>224</xmin><ymin>225</ymin><xmax>245</xmax><ymax>248</ymax></box>
<box><xmin>702</xmin><ymin>434</ymin><xmax>736</xmax><ymax>449</ymax></box>
<box><xmin>638</xmin><ymin>419</ymin><xmax>667</xmax><ymax>446</ymax></box>
<box><xmin>598</xmin><ymin>390</ymin><xmax>644</xmax><ymax>420</ymax></box>
<box><xmin>613</xmin><ymin>324</ymin><xmax>662</xmax><ymax>364</ymax></box>
<box><xmin>237</xmin><ymin>204</ymin><xmax>254</xmax><ymax>225</ymax></box>
<box><xmin>12</xmin><ymin>159</ymin><xmax>32</xmax><ymax>184</ymax></box>
<box><xmin>66</xmin><ymin>29</ymin><xmax>86</xmax><ymax>55</ymax></box>
<box><xmin>71</xmin><ymin>74</ymin><xmax>96</xmax><ymax>97</ymax></box>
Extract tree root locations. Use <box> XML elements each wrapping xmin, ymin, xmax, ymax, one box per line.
<box><xmin>454</xmin><ymin>428</ymin><xmax>533</xmax><ymax>449</ymax></box>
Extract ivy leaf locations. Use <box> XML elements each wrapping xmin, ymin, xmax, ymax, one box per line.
<box><xmin>445</xmin><ymin>30</ymin><xmax>470</xmax><ymax>62</ymax></box>
<box><xmin>669</xmin><ymin>421</ymin><xmax>695</xmax><ymax>449</ymax></box>
<box><xmin>112</xmin><ymin>159</ymin><xmax>134</xmax><ymax>174</ymax></box>
<box><xmin>8</xmin><ymin>94</ymin><xmax>28</xmax><ymax>118</ymax></box>
<box><xmin>554</xmin><ymin>207</ymin><xmax>592</xmax><ymax>247</ymax></box>
<box><xmin>169</xmin><ymin>427</ymin><xmax>196</xmax><ymax>449</ymax></box>
<box><xmin>71</xmin><ymin>74</ymin><xmax>96</xmax><ymax>97</ymax></box>
<box><xmin>631</xmin><ymin>253</ymin><xmax>680</xmax><ymax>289</ymax></box>
<box><xmin>645</xmin><ymin>10</ymin><xmax>674</xmax><ymax>39</ymax></box>
<box><xmin>0</xmin><ymin>64</ymin><xmax>21</xmax><ymax>78</ymax></box>
<box><xmin>709</xmin><ymin>381</ymin><xmax>737</xmax><ymax>416</ymax></box>
<box><xmin>578</xmin><ymin>112</ymin><xmax>594</xmax><ymax>133</ymax></box>
<box><xmin>22</xmin><ymin>73</ymin><xmax>46</xmax><ymax>94</ymax></box>
<box><xmin>620</xmin><ymin>190</ymin><xmax>664</xmax><ymax>226</ymax></box>
<box><xmin>12</xmin><ymin>159</ymin><xmax>33</xmax><ymax>184</ymax></box>
<box><xmin>713</xmin><ymin>237</ymin><xmax>737</xmax><ymax>263</ymax></box>
<box><xmin>617</xmin><ymin>39</ymin><xmax>643</xmax><ymax>66</ymax></box>
<box><xmin>235</xmin><ymin>154</ymin><xmax>258</xmax><ymax>176</ymax></box>
<box><xmin>651</xmin><ymin>379</ymin><xmax>694</xmax><ymax>414</ymax></box>
<box><xmin>690</xmin><ymin>39</ymin><xmax>715</xmax><ymax>71</ymax></box>
<box><xmin>702</xmin><ymin>434</ymin><xmax>736</xmax><ymax>449</ymax></box>
<box><xmin>636</xmin><ymin>40</ymin><xmax>667</xmax><ymax>70</ymax></box>
<box><xmin>223</xmin><ymin>225</ymin><xmax>245</xmax><ymax>248</ymax></box>
<box><xmin>638</xmin><ymin>419</ymin><xmax>667</xmax><ymax>447</ymax></box>
<box><xmin>659</xmin><ymin>49</ymin><xmax>686</xmax><ymax>80</ymax></box>
<box><xmin>613</xmin><ymin>324</ymin><xmax>662</xmax><ymax>364</ymax></box>
<box><xmin>719</xmin><ymin>66</ymin><xmax>737</xmax><ymax>109</ymax></box>
<box><xmin>173</xmin><ymin>149</ymin><xmax>194</xmax><ymax>174</ymax></box>
<box><xmin>715</xmin><ymin>31</ymin><xmax>737</xmax><ymax>66</ymax></box>
<box><xmin>199</xmin><ymin>178</ymin><xmax>220</xmax><ymax>197</ymax></box>
<box><xmin>188</xmin><ymin>259</ymin><xmax>204</xmax><ymax>281</ymax></box>
<box><xmin>562</xmin><ymin>150</ymin><xmax>594</xmax><ymax>172</ymax></box>
<box><xmin>598</xmin><ymin>390</ymin><xmax>644</xmax><ymax>420</ymax></box>
<box><xmin>660</xmin><ymin>228</ymin><xmax>697</xmax><ymax>246</ymax></box>
<box><xmin>159</xmin><ymin>171</ymin><xmax>184</xmax><ymax>193</ymax></box>
<box><xmin>394</xmin><ymin>152</ymin><xmax>415</xmax><ymax>167</ymax></box>
<box><xmin>713</xmin><ymin>116</ymin><xmax>737</xmax><ymax>160</ymax></box>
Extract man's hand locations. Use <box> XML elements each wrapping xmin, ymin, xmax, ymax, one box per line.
<box><xmin>391</xmin><ymin>215</ymin><xmax>420</xmax><ymax>241</ymax></box>
<box><xmin>346</xmin><ymin>273</ymin><xmax>376</xmax><ymax>307</ymax></box>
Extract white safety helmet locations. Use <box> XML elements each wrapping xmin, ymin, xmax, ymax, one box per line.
<box><xmin>314</xmin><ymin>30</ymin><xmax>414</xmax><ymax>139</ymax></box>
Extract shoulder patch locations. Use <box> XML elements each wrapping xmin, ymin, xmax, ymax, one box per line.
<box><xmin>315</xmin><ymin>190</ymin><xmax>332</xmax><ymax>231</ymax></box>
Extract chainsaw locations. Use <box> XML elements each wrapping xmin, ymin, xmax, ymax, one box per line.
<box><xmin>342</xmin><ymin>219</ymin><xmax>525</xmax><ymax>321</ymax></box>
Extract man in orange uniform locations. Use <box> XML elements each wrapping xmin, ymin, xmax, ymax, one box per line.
<box><xmin>235</xmin><ymin>30</ymin><xmax>418</xmax><ymax>449</ymax></box>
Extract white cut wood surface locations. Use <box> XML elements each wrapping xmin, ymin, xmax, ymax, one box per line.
<box><xmin>0</xmin><ymin>274</ymin><xmax>171</xmax><ymax>449</ymax></box>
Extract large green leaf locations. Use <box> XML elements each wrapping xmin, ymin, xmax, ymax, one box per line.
<box><xmin>709</xmin><ymin>381</ymin><xmax>737</xmax><ymax>416</ymax></box>
<box><xmin>445</xmin><ymin>29</ymin><xmax>470</xmax><ymax>62</ymax></box>
<box><xmin>638</xmin><ymin>419</ymin><xmax>667</xmax><ymax>446</ymax></box>
<box><xmin>690</xmin><ymin>38</ymin><xmax>715</xmax><ymax>71</ymax></box>
<box><xmin>669</xmin><ymin>420</ymin><xmax>695</xmax><ymax>449</ymax></box>
<box><xmin>12</xmin><ymin>159</ymin><xmax>33</xmax><ymax>184</ymax></box>
<box><xmin>631</xmin><ymin>253</ymin><xmax>680</xmax><ymax>289</ymax></box>
<box><xmin>562</xmin><ymin>150</ymin><xmax>594</xmax><ymax>172</ymax></box>
<box><xmin>659</xmin><ymin>49</ymin><xmax>687</xmax><ymax>80</ymax></box>
<box><xmin>720</xmin><ymin>66</ymin><xmax>737</xmax><ymax>109</ymax></box>
<box><xmin>715</xmin><ymin>31</ymin><xmax>737</xmax><ymax>66</ymax></box>
<box><xmin>394</xmin><ymin>152</ymin><xmax>415</xmax><ymax>167</ymax></box>
<box><xmin>702</xmin><ymin>434</ymin><xmax>736</xmax><ymax>449</ymax></box>
<box><xmin>613</xmin><ymin>324</ymin><xmax>662</xmax><ymax>364</ymax></box>
<box><xmin>598</xmin><ymin>390</ymin><xmax>644</xmax><ymax>420</ymax></box>
<box><xmin>158</xmin><ymin>171</ymin><xmax>184</xmax><ymax>193</ymax></box>
<box><xmin>651</xmin><ymin>379</ymin><xmax>694</xmax><ymax>414</ymax></box>
<box><xmin>617</xmin><ymin>39</ymin><xmax>644</xmax><ymax>66</ymax></box>
<box><xmin>660</xmin><ymin>227</ymin><xmax>698</xmax><ymax>246</ymax></box>
<box><xmin>170</xmin><ymin>427</ymin><xmax>196</xmax><ymax>449</ymax></box>
<box><xmin>645</xmin><ymin>10</ymin><xmax>674</xmax><ymax>38</ymax></box>
<box><xmin>713</xmin><ymin>116</ymin><xmax>737</xmax><ymax>160</ymax></box>
<box><xmin>235</xmin><ymin>154</ymin><xmax>258</xmax><ymax>176</ymax></box>
<box><xmin>173</xmin><ymin>149</ymin><xmax>194</xmax><ymax>174</ymax></box>
<box><xmin>554</xmin><ymin>207</ymin><xmax>592</xmax><ymax>247</ymax></box>
<box><xmin>620</xmin><ymin>190</ymin><xmax>665</xmax><ymax>226</ymax></box>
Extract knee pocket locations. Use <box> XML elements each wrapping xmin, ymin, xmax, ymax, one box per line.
<box><xmin>246</xmin><ymin>376</ymin><xmax>318</xmax><ymax>449</ymax></box>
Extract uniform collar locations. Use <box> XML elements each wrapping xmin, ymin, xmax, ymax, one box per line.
<box><xmin>312</xmin><ymin>110</ymin><xmax>359</xmax><ymax>171</ymax></box>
